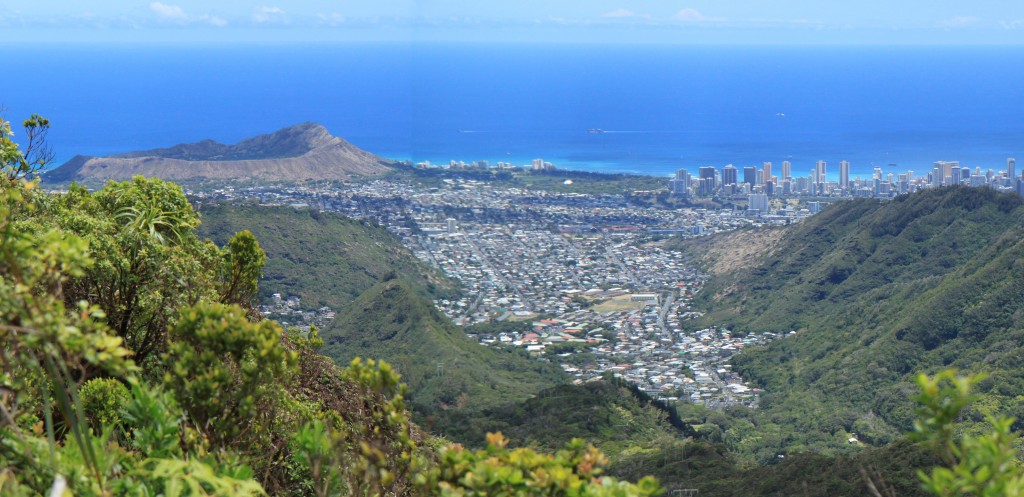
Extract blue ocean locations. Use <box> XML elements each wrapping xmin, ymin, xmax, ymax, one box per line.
<box><xmin>4</xmin><ymin>43</ymin><xmax>1024</xmax><ymax>179</ymax></box>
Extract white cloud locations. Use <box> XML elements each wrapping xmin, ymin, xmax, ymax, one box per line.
<box><xmin>673</xmin><ymin>8</ymin><xmax>724</xmax><ymax>23</ymax></box>
<box><xmin>1001</xmin><ymin>19</ymin><xmax>1024</xmax><ymax>30</ymax></box>
<box><xmin>0</xmin><ymin>7</ymin><xmax>23</xmax><ymax>26</ymax></box>
<box><xmin>602</xmin><ymin>9</ymin><xmax>636</xmax><ymax>19</ymax></box>
<box><xmin>938</xmin><ymin>16</ymin><xmax>979</xmax><ymax>28</ymax></box>
<box><xmin>149</xmin><ymin>2</ymin><xmax>226</xmax><ymax>27</ymax></box>
<box><xmin>252</xmin><ymin>6</ymin><xmax>286</xmax><ymax>24</ymax></box>
<box><xmin>200</xmin><ymin>14</ymin><xmax>227</xmax><ymax>27</ymax></box>
<box><xmin>317</xmin><ymin>12</ymin><xmax>346</xmax><ymax>26</ymax></box>
<box><xmin>149</xmin><ymin>2</ymin><xmax>188</xmax><ymax>22</ymax></box>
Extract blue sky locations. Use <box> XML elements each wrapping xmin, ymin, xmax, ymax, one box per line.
<box><xmin>2</xmin><ymin>1</ymin><xmax>1024</xmax><ymax>44</ymax></box>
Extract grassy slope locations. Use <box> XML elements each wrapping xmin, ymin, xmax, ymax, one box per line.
<box><xmin>675</xmin><ymin>186</ymin><xmax>1024</xmax><ymax>447</ymax></box>
<box><xmin>322</xmin><ymin>278</ymin><xmax>567</xmax><ymax>428</ymax></box>
<box><xmin>197</xmin><ymin>204</ymin><xmax>456</xmax><ymax>311</ymax></box>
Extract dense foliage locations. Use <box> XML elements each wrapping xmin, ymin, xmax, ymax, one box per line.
<box><xmin>434</xmin><ymin>377</ymin><xmax>940</xmax><ymax>497</ymax></box>
<box><xmin>673</xmin><ymin>186</ymin><xmax>1024</xmax><ymax>457</ymax></box>
<box><xmin>416</xmin><ymin>433</ymin><xmax>662</xmax><ymax>497</ymax></box>
<box><xmin>0</xmin><ymin>178</ymin><xmax>393</xmax><ymax>492</ymax></box>
<box><xmin>911</xmin><ymin>370</ymin><xmax>1024</xmax><ymax>497</ymax></box>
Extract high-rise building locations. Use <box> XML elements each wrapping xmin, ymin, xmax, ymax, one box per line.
<box><xmin>795</xmin><ymin>177</ymin><xmax>809</xmax><ymax>193</ymax></box>
<box><xmin>762</xmin><ymin>162</ymin><xmax>772</xmax><ymax>186</ymax></box>
<box><xmin>722</xmin><ymin>164</ymin><xmax>738</xmax><ymax>187</ymax></box>
<box><xmin>743</xmin><ymin>166</ymin><xmax>757</xmax><ymax>188</ymax></box>
<box><xmin>781</xmin><ymin>160</ymin><xmax>791</xmax><ymax>181</ymax></box>
<box><xmin>1009</xmin><ymin>158</ymin><xmax>1016</xmax><ymax>181</ymax></box>
<box><xmin>670</xmin><ymin>169</ymin><xmax>692</xmax><ymax>196</ymax></box>
<box><xmin>933</xmin><ymin>161</ymin><xmax>959</xmax><ymax>186</ymax></box>
<box><xmin>815</xmin><ymin>161</ymin><xmax>827</xmax><ymax>194</ymax></box>
<box><xmin>839</xmin><ymin>160</ymin><xmax>850</xmax><ymax>190</ymax></box>
<box><xmin>698</xmin><ymin>166</ymin><xmax>717</xmax><ymax>192</ymax></box>
<box><xmin>698</xmin><ymin>177</ymin><xmax>716</xmax><ymax>196</ymax></box>
<box><xmin>898</xmin><ymin>173</ymin><xmax>909</xmax><ymax>194</ymax></box>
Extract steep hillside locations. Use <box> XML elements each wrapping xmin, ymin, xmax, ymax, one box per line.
<box><xmin>437</xmin><ymin>379</ymin><xmax>693</xmax><ymax>455</ymax></box>
<box><xmin>43</xmin><ymin>123</ymin><xmax>393</xmax><ymax>184</ymax></box>
<box><xmin>677</xmin><ymin>186</ymin><xmax>1024</xmax><ymax>448</ymax></box>
<box><xmin>322</xmin><ymin>279</ymin><xmax>567</xmax><ymax>426</ymax></box>
<box><xmin>197</xmin><ymin>203</ymin><xmax>563</xmax><ymax>436</ymax></box>
<box><xmin>611</xmin><ymin>438</ymin><xmax>935</xmax><ymax>497</ymax></box>
<box><xmin>664</xmin><ymin>225</ymin><xmax>787</xmax><ymax>276</ymax></box>
<box><xmin>197</xmin><ymin>204</ymin><xmax>457</xmax><ymax>311</ymax></box>
<box><xmin>437</xmin><ymin>379</ymin><xmax>937</xmax><ymax>497</ymax></box>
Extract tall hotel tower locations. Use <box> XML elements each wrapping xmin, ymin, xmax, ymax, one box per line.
<box><xmin>815</xmin><ymin>161</ymin><xmax>827</xmax><ymax>194</ymax></box>
<box><xmin>722</xmin><ymin>165</ymin><xmax>738</xmax><ymax>187</ymax></box>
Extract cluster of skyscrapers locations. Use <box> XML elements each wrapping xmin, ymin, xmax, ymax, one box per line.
<box><xmin>670</xmin><ymin>158</ymin><xmax>1024</xmax><ymax>203</ymax></box>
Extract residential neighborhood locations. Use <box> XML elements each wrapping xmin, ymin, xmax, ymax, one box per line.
<box><xmin>191</xmin><ymin>175</ymin><xmax>801</xmax><ymax>408</ymax></box>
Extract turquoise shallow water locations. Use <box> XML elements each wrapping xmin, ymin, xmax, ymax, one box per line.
<box><xmin>5</xmin><ymin>43</ymin><xmax>1024</xmax><ymax>179</ymax></box>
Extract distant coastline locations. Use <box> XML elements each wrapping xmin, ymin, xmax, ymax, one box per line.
<box><xmin>12</xmin><ymin>44</ymin><xmax>1024</xmax><ymax>179</ymax></box>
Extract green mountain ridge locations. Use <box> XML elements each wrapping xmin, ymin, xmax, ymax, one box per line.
<box><xmin>437</xmin><ymin>379</ymin><xmax>693</xmax><ymax>455</ymax></box>
<box><xmin>197</xmin><ymin>204</ymin><xmax>457</xmax><ymax>311</ymax></box>
<box><xmin>677</xmin><ymin>186</ymin><xmax>1024</xmax><ymax>448</ymax></box>
<box><xmin>322</xmin><ymin>278</ymin><xmax>568</xmax><ymax>430</ymax></box>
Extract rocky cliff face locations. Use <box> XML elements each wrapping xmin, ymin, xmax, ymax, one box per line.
<box><xmin>44</xmin><ymin>123</ymin><xmax>394</xmax><ymax>183</ymax></box>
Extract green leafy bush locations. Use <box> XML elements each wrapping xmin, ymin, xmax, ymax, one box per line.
<box><xmin>79</xmin><ymin>377</ymin><xmax>129</xmax><ymax>432</ymax></box>
<box><xmin>165</xmin><ymin>302</ymin><xmax>297</xmax><ymax>451</ymax></box>
<box><xmin>911</xmin><ymin>370</ymin><xmax>1024</xmax><ymax>497</ymax></box>
<box><xmin>415</xmin><ymin>432</ymin><xmax>663</xmax><ymax>496</ymax></box>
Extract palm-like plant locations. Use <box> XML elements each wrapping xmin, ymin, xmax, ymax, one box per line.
<box><xmin>114</xmin><ymin>199</ymin><xmax>187</xmax><ymax>246</ymax></box>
